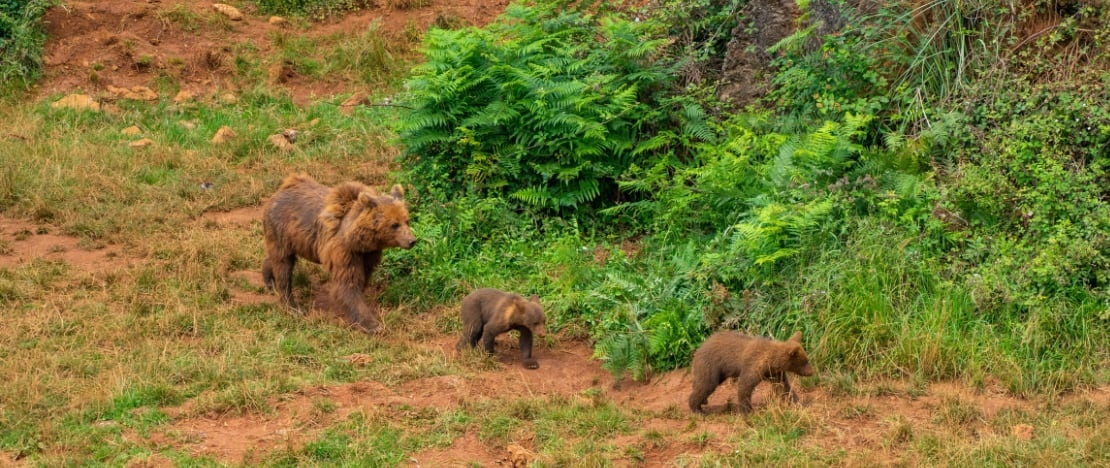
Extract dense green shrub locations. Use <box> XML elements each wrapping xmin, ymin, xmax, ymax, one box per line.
<box><xmin>397</xmin><ymin>1</ymin><xmax>710</xmax><ymax>212</ymax></box>
<box><xmin>0</xmin><ymin>0</ymin><xmax>52</xmax><ymax>91</ymax></box>
<box><xmin>938</xmin><ymin>83</ymin><xmax>1110</xmax><ymax>309</ymax></box>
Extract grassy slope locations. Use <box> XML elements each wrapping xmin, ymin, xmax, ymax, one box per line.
<box><xmin>0</xmin><ymin>3</ymin><xmax>1107</xmax><ymax>467</ymax></box>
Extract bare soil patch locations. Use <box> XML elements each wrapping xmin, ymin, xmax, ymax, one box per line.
<box><xmin>0</xmin><ymin>215</ymin><xmax>133</xmax><ymax>272</ymax></box>
<box><xmin>38</xmin><ymin>0</ymin><xmax>509</xmax><ymax>104</ymax></box>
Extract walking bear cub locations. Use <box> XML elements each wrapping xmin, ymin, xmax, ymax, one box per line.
<box><xmin>262</xmin><ymin>174</ymin><xmax>416</xmax><ymax>334</ymax></box>
<box><xmin>457</xmin><ymin>288</ymin><xmax>547</xmax><ymax>369</ymax></box>
<box><xmin>688</xmin><ymin>331</ymin><xmax>815</xmax><ymax>414</ymax></box>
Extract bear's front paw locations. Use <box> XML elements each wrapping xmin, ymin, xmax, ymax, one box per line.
<box><xmin>522</xmin><ymin>359</ymin><xmax>539</xmax><ymax>369</ymax></box>
<box><xmin>353</xmin><ymin>320</ymin><xmax>381</xmax><ymax>336</ymax></box>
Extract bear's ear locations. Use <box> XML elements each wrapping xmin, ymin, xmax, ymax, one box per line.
<box><xmin>390</xmin><ymin>184</ymin><xmax>405</xmax><ymax>200</ymax></box>
<box><xmin>358</xmin><ymin>192</ymin><xmax>377</xmax><ymax>207</ymax></box>
<box><xmin>528</xmin><ymin>294</ymin><xmax>540</xmax><ymax>304</ymax></box>
<box><xmin>788</xmin><ymin>331</ymin><xmax>803</xmax><ymax>343</ymax></box>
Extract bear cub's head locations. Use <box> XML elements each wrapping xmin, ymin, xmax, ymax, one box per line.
<box><xmin>785</xmin><ymin>331</ymin><xmax>815</xmax><ymax>377</ymax></box>
<box><xmin>510</xmin><ymin>295</ymin><xmax>547</xmax><ymax>337</ymax></box>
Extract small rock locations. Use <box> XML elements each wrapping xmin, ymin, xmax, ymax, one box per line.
<box><xmin>1012</xmin><ymin>424</ymin><xmax>1034</xmax><ymax>441</ymax></box>
<box><xmin>128</xmin><ymin>138</ymin><xmax>154</xmax><ymax>148</ymax></box>
<box><xmin>50</xmin><ymin>94</ymin><xmax>100</xmax><ymax>111</ymax></box>
<box><xmin>506</xmin><ymin>444</ymin><xmax>533</xmax><ymax>468</ymax></box>
<box><xmin>121</xmin><ymin>125</ymin><xmax>141</xmax><ymax>136</ymax></box>
<box><xmin>268</xmin><ymin>62</ymin><xmax>294</xmax><ymax>84</ymax></box>
<box><xmin>107</xmin><ymin>85</ymin><xmax>158</xmax><ymax>101</ymax></box>
<box><xmin>268</xmin><ymin>16</ymin><xmax>286</xmax><ymax>26</ymax></box>
<box><xmin>212</xmin><ymin>3</ymin><xmax>242</xmax><ymax>20</ymax></box>
<box><xmin>281</xmin><ymin>128</ymin><xmax>299</xmax><ymax>143</ymax></box>
<box><xmin>345</xmin><ymin>353</ymin><xmax>373</xmax><ymax>366</ymax></box>
<box><xmin>268</xmin><ymin>133</ymin><xmax>294</xmax><ymax>151</ymax></box>
<box><xmin>340</xmin><ymin>91</ymin><xmax>369</xmax><ymax>115</ymax></box>
<box><xmin>211</xmin><ymin>125</ymin><xmax>236</xmax><ymax>144</ymax></box>
<box><xmin>173</xmin><ymin>90</ymin><xmax>196</xmax><ymax>103</ymax></box>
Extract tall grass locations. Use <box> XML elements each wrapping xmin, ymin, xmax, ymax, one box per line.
<box><xmin>0</xmin><ymin>0</ymin><xmax>52</xmax><ymax>94</ymax></box>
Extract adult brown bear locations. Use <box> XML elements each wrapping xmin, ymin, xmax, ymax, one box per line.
<box><xmin>262</xmin><ymin>174</ymin><xmax>416</xmax><ymax>334</ymax></box>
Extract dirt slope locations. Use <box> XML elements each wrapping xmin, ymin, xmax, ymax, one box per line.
<box><xmin>37</xmin><ymin>0</ymin><xmax>509</xmax><ymax>103</ymax></box>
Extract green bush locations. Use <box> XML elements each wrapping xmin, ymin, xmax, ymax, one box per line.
<box><xmin>397</xmin><ymin>1</ymin><xmax>710</xmax><ymax>213</ymax></box>
<box><xmin>0</xmin><ymin>0</ymin><xmax>52</xmax><ymax>92</ymax></box>
<box><xmin>938</xmin><ymin>84</ymin><xmax>1110</xmax><ymax>309</ymax></box>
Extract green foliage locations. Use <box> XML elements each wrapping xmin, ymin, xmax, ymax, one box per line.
<box><xmin>252</xmin><ymin>0</ymin><xmax>373</xmax><ymax>19</ymax></box>
<box><xmin>0</xmin><ymin>0</ymin><xmax>52</xmax><ymax>92</ymax></box>
<box><xmin>938</xmin><ymin>83</ymin><xmax>1110</xmax><ymax>312</ymax></box>
<box><xmin>767</xmin><ymin>20</ymin><xmax>888</xmax><ymax>131</ymax></box>
<box><xmin>398</xmin><ymin>1</ymin><xmax>707</xmax><ymax>212</ymax></box>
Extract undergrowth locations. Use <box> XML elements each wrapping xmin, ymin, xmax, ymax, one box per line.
<box><xmin>0</xmin><ymin>0</ymin><xmax>52</xmax><ymax>93</ymax></box>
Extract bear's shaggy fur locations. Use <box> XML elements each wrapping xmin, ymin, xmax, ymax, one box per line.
<box><xmin>262</xmin><ymin>174</ymin><xmax>416</xmax><ymax>333</ymax></box>
<box><xmin>688</xmin><ymin>331</ymin><xmax>815</xmax><ymax>414</ymax></box>
<box><xmin>457</xmin><ymin>288</ymin><xmax>547</xmax><ymax>369</ymax></box>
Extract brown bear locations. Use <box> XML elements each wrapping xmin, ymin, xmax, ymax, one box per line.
<box><xmin>688</xmin><ymin>330</ymin><xmax>815</xmax><ymax>414</ymax></box>
<box><xmin>261</xmin><ymin>174</ymin><xmax>416</xmax><ymax>334</ymax></box>
<box><xmin>457</xmin><ymin>288</ymin><xmax>547</xmax><ymax>369</ymax></box>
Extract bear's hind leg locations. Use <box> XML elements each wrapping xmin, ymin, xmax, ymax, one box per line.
<box><xmin>267</xmin><ymin>253</ymin><xmax>298</xmax><ymax>310</ymax></box>
<box><xmin>688</xmin><ymin>371</ymin><xmax>722</xmax><ymax>413</ymax></box>
<box><xmin>457</xmin><ymin>321</ymin><xmax>483</xmax><ymax>351</ymax></box>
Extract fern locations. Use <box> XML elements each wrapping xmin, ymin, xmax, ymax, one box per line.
<box><xmin>397</xmin><ymin>1</ymin><xmax>696</xmax><ymax>213</ymax></box>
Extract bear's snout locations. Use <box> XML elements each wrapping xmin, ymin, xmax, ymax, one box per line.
<box><xmin>402</xmin><ymin>237</ymin><xmax>418</xmax><ymax>249</ymax></box>
<box><xmin>798</xmin><ymin>362</ymin><xmax>816</xmax><ymax>377</ymax></box>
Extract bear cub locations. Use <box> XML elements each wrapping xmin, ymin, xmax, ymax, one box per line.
<box><xmin>457</xmin><ymin>288</ymin><xmax>547</xmax><ymax>369</ymax></box>
<box><xmin>262</xmin><ymin>174</ymin><xmax>416</xmax><ymax>334</ymax></box>
<box><xmin>688</xmin><ymin>331</ymin><xmax>815</xmax><ymax>414</ymax></box>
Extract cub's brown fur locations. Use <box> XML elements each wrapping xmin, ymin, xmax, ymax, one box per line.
<box><xmin>457</xmin><ymin>288</ymin><xmax>547</xmax><ymax>369</ymax></box>
<box><xmin>262</xmin><ymin>174</ymin><xmax>416</xmax><ymax>333</ymax></box>
<box><xmin>688</xmin><ymin>331</ymin><xmax>815</xmax><ymax>414</ymax></box>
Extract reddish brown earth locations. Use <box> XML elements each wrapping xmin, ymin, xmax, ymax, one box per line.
<box><xmin>36</xmin><ymin>0</ymin><xmax>509</xmax><ymax>104</ymax></box>
<box><xmin>0</xmin><ymin>216</ymin><xmax>134</xmax><ymax>272</ymax></box>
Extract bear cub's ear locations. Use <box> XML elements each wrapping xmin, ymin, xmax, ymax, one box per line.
<box><xmin>788</xmin><ymin>331</ymin><xmax>803</xmax><ymax>343</ymax></box>
<box><xmin>390</xmin><ymin>184</ymin><xmax>405</xmax><ymax>200</ymax></box>
<box><xmin>528</xmin><ymin>294</ymin><xmax>540</xmax><ymax>304</ymax></box>
<box><xmin>358</xmin><ymin>192</ymin><xmax>376</xmax><ymax>207</ymax></box>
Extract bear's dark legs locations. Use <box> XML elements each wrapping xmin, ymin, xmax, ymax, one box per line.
<box><xmin>688</xmin><ymin>371</ymin><xmax>722</xmax><ymax>413</ymax></box>
<box><xmin>265</xmin><ymin>253</ymin><xmax>298</xmax><ymax>309</ymax></box>
<box><xmin>480</xmin><ymin>327</ymin><xmax>498</xmax><ymax>354</ymax></box>
<box><xmin>516</xmin><ymin>326</ymin><xmax>538</xmax><ymax>369</ymax></box>
<box><xmin>457</xmin><ymin>321</ymin><xmax>483</xmax><ymax>351</ymax></box>
<box><xmin>735</xmin><ymin>375</ymin><xmax>762</xmax><ymax>415</ymax></box>
<box><xmin>768</xmin><ymin>371</ymin><xmax>796</xmax><ymax>402</ymax></box>
<box><xmin>331</xmin><ymin>282</ymin><xmax>379</xmax><ymax>334</ymax></box>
